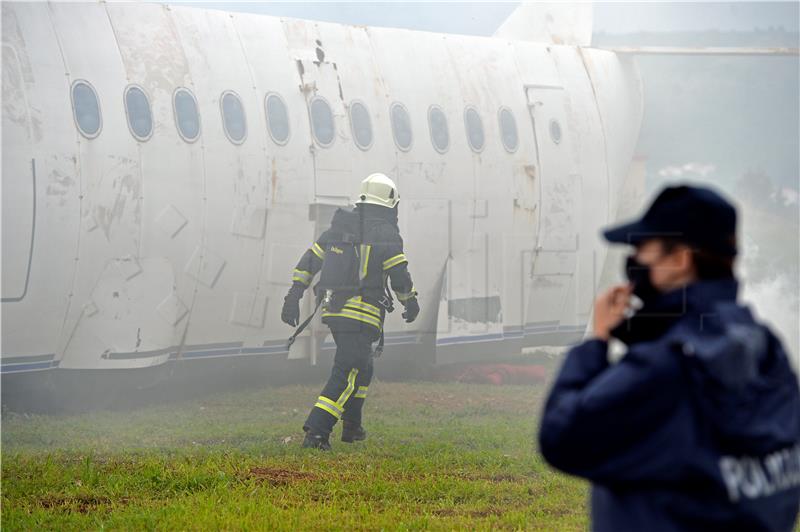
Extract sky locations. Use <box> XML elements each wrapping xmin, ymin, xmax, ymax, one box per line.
<box><xmin>172</xmin><ymin>1</ymin><xmax>800</xmax><ymax>37</ymax></box>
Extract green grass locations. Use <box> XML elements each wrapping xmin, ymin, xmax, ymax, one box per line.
<box><xmin>1</xmin><ymin>381</ymin><xmax>588</xmax><ymax>530</ymax></box>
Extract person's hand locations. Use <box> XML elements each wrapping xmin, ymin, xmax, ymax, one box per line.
<box><xmin>402</xmin><ymin>297</ymin><xmax>420</xmax><ymax>323</ymax></box>
<box><xmin>281</xmin><ymin>293</ymin><xmax>301</xmax><ymax>327</ymax></box>
<box><xmin>592</xmin><ymin>284</ymin><xmax>632</xmax><ymax>341</ymax></box>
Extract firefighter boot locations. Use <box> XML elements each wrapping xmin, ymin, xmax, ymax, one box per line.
<box><xmin>341</xmin><ymin>421</ymin><xmax>367</xmax><ymax>443</ymax></box>
<box><xmin>302</xmin><ymin>429</ymin><xmax>332</xmax><ymax>451</ymax></box>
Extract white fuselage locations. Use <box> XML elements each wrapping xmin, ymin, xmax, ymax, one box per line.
<box><xmin>1</xmin><ymin>2</ymin><xmax>642</xmax><ymax>379</ymax></box>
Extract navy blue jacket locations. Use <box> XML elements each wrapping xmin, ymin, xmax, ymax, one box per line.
<box><xmin>539</xmin><ymin>279</ymin><xmax>800</xmax><ymax>531</ymax></box>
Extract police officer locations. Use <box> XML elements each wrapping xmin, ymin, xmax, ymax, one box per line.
<box><xmin>539</xmin><ymin>185</ymin><xmax>800</xmax><ymax>531</ymax></box>
<box><xmin>281</xmin><ymin>173</ymin><xmax>419</xmax><ymax>450</ymax></box>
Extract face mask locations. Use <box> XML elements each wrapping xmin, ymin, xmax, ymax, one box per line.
<box><xmin>625</xmin><ymin>255</ymin><xmax>661</xmax><ymax>304</ymax></box>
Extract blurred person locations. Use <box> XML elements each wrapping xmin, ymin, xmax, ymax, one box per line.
<box><xmin>539</xmin><ymin>184</ymin><xmax>800</xmax><ymax>531</ymax></box>
<box><xmin>281</xmin><ymin>173</ymin><xmax>419</xmax><ymax>450</ymax></box>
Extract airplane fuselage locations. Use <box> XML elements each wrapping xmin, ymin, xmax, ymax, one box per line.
<box><xmin>1</xmin><ymin>2</ymin><xmax>642</xmax><ymax>406</ymax></box>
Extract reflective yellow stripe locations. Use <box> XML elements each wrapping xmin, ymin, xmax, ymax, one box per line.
<box><xmin>317</xmin><ymin>395</ymin><xmax>343</xmax><ymax>413</ymax></box>
<box><xmin>293</xmin><ymin>269</ymin><xmax>313</xmax><ymax>286</ymax></box>
<box><xmin>396</xmin><ymin>287</ymin><xmax>417</xmax><ymax>302</ymax></box>
<box><xmin>311</xmin><ymin>242</ymin><xmax>325</xmax><ymax>259</ymax></box>
<box><xmin>315</xmin><ymin>396</ymin><xmax>342</xmax><ymax>418</ymax></box>
<box><xmin>359</xmin><ymin>244</ymin><xmax>371</xmax><ymax>280</ymax></box>
<box><xmin>382</xmin><ymin>253</ymin><xmax>407</xmax><ymax>270</ymax></box>
<box><xmin>347</xmin><ymin>296</ymin><xmax>381</xmax><ymax>314</ymax></box>
<box><xmin>344</xmin><ymin>296</ymin><xmax>381</xmax><ymax>316</ymax></box>
<box><xmin>339</xmin><ymin>308</ymin><xmax>382</xmax><ymax>327</ymax></box>
<box><xmin>314</xmin><ymin>370</ymin><xmax>358</xmax><ymax>419</ymax></box>
<box><xmin>343</xmin><ymin>306</ymin><xmax>380</xmax><ymax>319</ymax></box>
<box><xmin>354</xmin><ymin>386</ymin><xmax>368</xmax><ymax>399</ymax></box>
<box><xmin>343</xmin><ymin>301</ymin><xmax>381</xmax><ymax>317</ymax></box>
<box><xmin>336</xmin><ymin>368</ymin><xmax>359</xmax><ymax>406</ymax></box>
<box><xmin>322</xmin><ymin>309</ymin><xmax>382</xmax><ymax>329</ymax></box>
<box><xmin>314</xmin><ymin>401</ymin><xmax>340</xmax><ymax>418</ymax></box>
<box><xmin>322</xmin><ymin>308</ymin><xmax>382</xmax><ymax>329</ymax></box>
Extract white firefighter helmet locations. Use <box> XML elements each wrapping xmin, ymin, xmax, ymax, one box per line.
<box><xmin>356</xmin><ymin>173</ymin><xmax>399</xmax><ymax>208</ymax></box>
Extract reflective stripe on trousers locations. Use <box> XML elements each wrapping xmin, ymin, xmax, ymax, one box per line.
<box><xmin>313</xmin><ymin>368</ymin><xmax>358</xmax><ymax>419</ymax></box>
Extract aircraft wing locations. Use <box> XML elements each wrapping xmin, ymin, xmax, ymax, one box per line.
<box><xmin>597</xmin><ymin>46</ymin><xmax>799</xmax><ymax>57</ymax></box>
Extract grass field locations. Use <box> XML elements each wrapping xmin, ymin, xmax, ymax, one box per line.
<box><xmin>1</xmin><ymin>379</ymin><xmax>588</xmax><ymax>530</ymax></box>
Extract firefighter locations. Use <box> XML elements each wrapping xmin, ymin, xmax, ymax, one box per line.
<box><xmin>538</xmin><ymin>184</ymin><xmax>800</xmax><ymax>531</ymax></box>
<box><xmin>281</xmin><ymin>173</ymin><xmax>419</xmax><ymax>450</ymax></box>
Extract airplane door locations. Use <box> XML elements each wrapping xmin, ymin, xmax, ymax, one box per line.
<box><xmin>524</xmin><ymin>86</ymin><xmax>582</xmax><ymax>328</ymax></box>
<box><xmin>297</xmin><ymin>59</ymin><xmax>352</xmax><ymax>203</ymax></box>
<box><xmin>1</xmin><ymin>44</ymin><xmax>35</xmax><ymax>302</ymax></box>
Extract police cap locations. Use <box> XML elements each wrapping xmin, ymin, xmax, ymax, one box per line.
<box><xmin>603</xmin><ymin>184</ymin><xmax>738</xmax><ymax>256</ymax></box>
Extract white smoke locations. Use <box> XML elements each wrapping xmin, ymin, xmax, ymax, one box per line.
<box><xmin>741</xmin><ymin>274</ymin><xmax>800</xmax><ymax>372</ymax></box>
<box><xmin>657</xmin><ymin>162</ymin><xmax>717</xmax><ymax>178</ymax></box>
<box><xmin>739</xmin><ymin>236</ymin><xmax>800</xmax><ymax>372</ymax></box>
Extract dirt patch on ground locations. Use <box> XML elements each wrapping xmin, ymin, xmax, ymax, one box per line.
<box><xmin>247</xmin><ymin>467</ymin><xmax>317</xmax><ymax>486</ymax></box>
<box><xmin>432</xmin><ymin>506</ymin><xmax>504</xmax><ymax>518</ymax></box>
<box><xmin>478</xmin><ymin>473</ymin><xmax>527</xmax><ymax>483</ymax></box>
<box><xmin>38</xmin><ymin>495</ymin><xmax>129</xmax><ymax>513</ymax></box>
<box><xmin>448</xmin><ymin>471</ymin><xmax>538</xmax><ymax>483</ymax></box>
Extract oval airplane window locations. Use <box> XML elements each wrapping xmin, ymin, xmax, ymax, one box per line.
<box><xmin>390</xmin><ymin>102</ymin><xmax>412</xmax><ymax>151</ymax></box>
<box><xmin>71</xmin><ymin>80</ymin><xmax>101</xmax><ymax>138</ymax></box>
<box><xmin>173</xmin><ymin>88</ymin><xmax>201</xmax><ymax>142</ymax></box>
<box><xmin>265</xmin><ymin>93</ymin><xmax>290</xmax><ymax>145</ymax></box>
<box><xmin>428</xmin><ymin>105</ymin><xmax>449</xmax><ymax>153</ymax></box>
<box><xmin>124</xmin><ymin>85</ymin><xmax>153</xmax><ymax>141</ymax></box>
<box><xmin>550</xmin><ymin>119</ymin><xmax>562</xmax><ymax>145</ymax></box>
<box><xmin>349</xmin><ymin>101</ymin><xmax>373</xmax><ymax>150</ymax></box>
<box><xmin>498</xmin><ymin>107</ymin><xmax>518</xmax><ymax>152</ymax></box>
<box><xmin>310</xmin><ymin>96</ymin><xmax>335</xmax><ymax>147</ymax></box>
<box><xmin>221</xmin><ymin>91</ymin><xmax>247</xmax><ymax>144</ymax></box>
<box><xmin>464</xmin><ymin>106</ymin><xmax>484</xmax><ymax>153</ymax></box>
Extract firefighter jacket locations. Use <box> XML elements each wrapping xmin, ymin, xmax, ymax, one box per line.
<box><xmin>290</xmin><ymin>204</ymin><xmax>416</xmax><ymax>334</ymax></box>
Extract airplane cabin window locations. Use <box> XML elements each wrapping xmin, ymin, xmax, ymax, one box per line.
<box><xmin>349</xmin><ymin>101</ymin><xmax>373</xmax><ymax>150</ymax></box>
<box><xmin>498</xmin><ymin>107</ymin><xmax>518</xmax><ymax>152</ymax></box>
<box><xmin>221</xmin><ymin>91</ymin><xmax>247</xmax><ymax>144</ymax></box>
<box><xmin>265</xmin><ymin>93</ymin><xmax>290</xmax><ymax>145</ymax></box>
<box><xmin>428</xmin><ymin>105</ymin><xmax>449</xmax><ymax>153</ymax></box>
<box><xmin>310</xmin><ymin>97</ymin><xmax>335</xmax><ymax>146</ymax></box>
<box><xmin>550</xmin><ymin>119</ymin><xmax>562</xmax><ymax>145</ymax></box>
<box><xmin>173</xmin><ymin>88</ymin><xmax>200</xmax><ymax>142</ymax></box>
<box><xmin>124</xmin><ymin>85</ymin><xmax>152</xmax><ymax>140</ymax></box>
<box><xmin>71</xmin><ymin>80</ymin><xmax>101</xmax><ymax>138</ymax></box>
<box><xmin>390</xmin><ymin>102</ymin><xmax>412</xmax><ymax>151</ymax></box>
<box><xmin>464</xmin><ymin>106</ymin><xmax>484</xmax><ymax>152</ymax></box>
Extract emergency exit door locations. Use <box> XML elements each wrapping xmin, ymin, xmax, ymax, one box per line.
<box><xmin>297</xmin><ymin>58</ymin><xmax>352</xmax><ymax>203</ymax></box>
<box><xmin>524</xmin><ymin>86</ymin><xmax>582</xmax><ymax>328</ymax></box>
<box><xmin>1</xmin><ymin>44</ymin><xmax>35</xmax><ymax>303</ymax></box>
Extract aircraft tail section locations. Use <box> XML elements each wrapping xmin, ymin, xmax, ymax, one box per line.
<box><xmin>494</xmin><ymin>2</ymin><xmax>592</xmax><ymax>46</ymax></box>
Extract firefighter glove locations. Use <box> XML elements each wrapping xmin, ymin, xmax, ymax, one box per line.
<box><xmin>402</xmin><ymin>297</ymin><xmax>420</xmax><ymax>323</ymax></box>
<box><xmin>281</xmin><ymin>292</ymin><xmax>301</xmax><ymax>327</ymax></box>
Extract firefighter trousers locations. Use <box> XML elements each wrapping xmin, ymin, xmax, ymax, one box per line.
<box><xmin>303</xmin><ymin>326</ymin><xmax>375</xmax><ymax>436</ymax></box>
